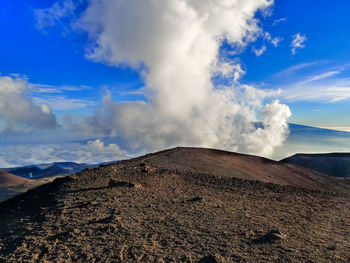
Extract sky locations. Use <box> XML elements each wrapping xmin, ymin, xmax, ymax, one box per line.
<box><xmin>1</xmin><ymin>0</ymin><xmax>350</xmax><ymax>166</ymax></box>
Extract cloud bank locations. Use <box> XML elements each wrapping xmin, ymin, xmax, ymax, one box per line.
<box><xmin>0</xmin><ymin>139</ymin><xmax>130</xmax><ymax>168</ymax></box>
<box><xmin>63</xmin><ymin>0</ymin><xmax>291</xmax><ymax>158</ymax></box>
<box><xmin>0</xmin><ymin>76</ymin><xmax>56</xmax><ymax>132</ymax></box>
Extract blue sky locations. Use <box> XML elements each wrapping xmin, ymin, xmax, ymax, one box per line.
<box><xmin>1</xmin><ymin>0</ymin><xmax>350</xmax><ymax>166</ymax></box>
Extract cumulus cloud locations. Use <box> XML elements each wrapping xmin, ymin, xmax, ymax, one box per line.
<box><xmin>59</xmin><ymin>0</ymin><xmax>291</xmax><ymax>158</ymax></box>
<box><xmin>0</xmin><ymin>139</ymin><xmax>131</xmax><ymax>167</ymax></box>
<box><xmin>291</xmin><ymin>33</ymin><xmax>307</xmax><ymax>55</ymax></box>
<box><xmin>0</xmin><ymin>76</ymin><xmax>56</xmax><ymax>132</ymax></box>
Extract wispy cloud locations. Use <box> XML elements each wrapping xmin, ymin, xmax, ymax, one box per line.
<box><xmin>272</xmin><ymin>17</ymin><xmax>288</xmax><ymax>26</ymax></box>
<box><xmin>32</xmin><ymin>96</ymin><xmax>95</xmax><ymax>111</ymax></box>
<box><xmin>274</xmin><ymin>62</ymin><xmax>350</xmax><ymax>103</ymax></box>
<box><xmin>27</xmin><ymin>83</ymin><xmax>95</xmax><ymax>110</ymax></box>
<box><xmin>274</xmin><ymin>61</ymin><xmax>319</xmax><ymax>78</ymax></box>
<box><xmin>264</xmin><ymin>32</ymin><xmax>282</xmax><ymax>47</ymax></box>
<box><xmin>281</xmin><ymin>75</ymin><xmax>350</xmax><ymax>103</ymax></box>
<box><xmin>34</xmin><ymin>0</ymin><xmax>76</xmax><ymax>31</ymax></box>
<box><xmin>29</xmin><ymin>83</ymin><xmax>92</xmax><ymax>93</ymax></box>
<box><xmin>291</xmin><ymin>33</ymin><xmax>307</xmax><ymax>55</ymax></box>
<box><xmin>252</xmin><ymin>45</ymin><xmax>267</xmax><ymax>56</ymax></box>
<box><xmin>300</xmin><ymin>70</ymin><xmax>342</xmax><ymax>84</ymax></box>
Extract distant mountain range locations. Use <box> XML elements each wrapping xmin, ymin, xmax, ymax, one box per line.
<box><xmin>272</xmin><ymin>123</ymin><xmax>350</xmax><ymax>160</ymax></box>
<box><xmin>282</xmin><ymin>153</ymin><xmax>350</xmax><ymax>178</ymax></box>
<box><xmin>2</xmin><ymin>162</ymin><xmax>99</xmax><ymax>179</ymax></box>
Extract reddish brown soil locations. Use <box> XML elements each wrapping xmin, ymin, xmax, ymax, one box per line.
<box><xmin>0</xmin><ymin>147</ymin><xmax>349</xmax><ymax>262</ymax></box>
<box><xmin>144</xmin><ymin>148</ymin><xmax>350</xmax><ymax>193</ymax></box>
<box><xmin>0</xmin><ymin>169</ymin><xmax>30</xmax><ymax>187</ymax></box>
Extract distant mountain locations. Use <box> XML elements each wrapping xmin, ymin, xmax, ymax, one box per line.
<box><xmin>0</xmin><ymin>169</ymin><xmax>31</xmax><ymax>187</ymax></box>
<box><xmin>282</xmin><ymin>153</ymin><xmax>350</xmax><ymax>178</ymax></box>
<box><xmin>3</xmin><ymin>162</ymin><xmax>98</xmax><ymax>179</ymax></box>
<box><xmin>272</xmin><ymin>123</ymin><xmax>350</xmax><ymax>160</ymax></box>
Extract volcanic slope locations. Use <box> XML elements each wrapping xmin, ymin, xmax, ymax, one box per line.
<box><xmin>0</xmin><ymin>147</ymin><xmax>349</xmax><ymax>262</ymax></box>
<box><xmin>0</xmin><ymin>170</ymin><xmax>30</xmax><ymax>187</ymax></box>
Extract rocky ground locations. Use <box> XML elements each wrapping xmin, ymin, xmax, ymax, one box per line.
<box><xmin>0</xmin><ymin>147</ymin><xmax>349</xmax><ymax>262</ymax></box>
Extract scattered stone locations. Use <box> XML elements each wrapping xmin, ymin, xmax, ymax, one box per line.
<box><xmin>253</xmin><ymin>229</ymin><xmax>286</xmax><ymax>243</ymax></box>
<box><xmin>198</xmin><ymin>254</ymin><xmax>226</xmax><ymax>263</ymax></box>
<box><xmin>138</xmin><ymin>162</ymin><xmax>157</xmax><ymax>173</ymax></box>
<box><xmin>139</xmin><ymin>162</ymin><xmax>147</xmax><ymax>167</ymax></box>
<box><xmin>93</xmin><ymin>215</ymin><xmax>115</xmax><ymax>224</ymax></box>
<box><xmin>327</xmin><ymin>245</ymin><xmax>336</xmax><ymax>250</ymax></box>
<box><xmin>108</xmin><ymin>179</ymin><xmax>142</xmax><ymax>189</ymax></box>
<box><xmin>187</xmin><ymin>196</ymin><xmax>203</xmax><ymax>203</ymax></box>
<box><xmin>108</xmin><ymin>179</ymin><xmax>135</xmax><ymax>188</ymax></box>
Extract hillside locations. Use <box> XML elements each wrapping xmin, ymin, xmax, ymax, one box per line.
<box><xmin>142</xmin><ymin>147</ymin><xmax>350</xmax><ymax>193</ymax></box>
<box><xmin>282</xmin><ymin>153</ymin><xmax>350</xmax><ymax>178</ymax></box>
<box><xmin>0</xmin><ymin>147</ymin><xmax>349</xmax><ymax>262</ymax></box>
<box><xmin>0</xmin><ymin>169</ymin><xmax>30</xmax><ymax>187</ymax></box>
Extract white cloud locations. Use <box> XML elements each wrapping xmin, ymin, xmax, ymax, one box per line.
<box><xmin>291</xmin><ymin>33</ymin><xmax>307</xmax><ymax>55</ymax></box>
<box><xmin>281</xmin><ymin>76</ymin><xmax>350</xmax><ymax>103</ymax></box>
<box><xmin>0</xmin><ymin>139</ymin><xmax>131</xmax><ymax>167</ymax></box>
<box><xmin>300</xmin><ymin>70</ymin><xmax>341</xmax><ymax>84</ymax></box>
<box><xmin>274</xmin><ymin>63</ymin><xmax>350</xmax><ymax>103</ymax></box>
<box><xmin>62</xmin><ymin>0</ymin><xmax>291</xmax><ymax>158</ymax></box>
<box><xmin>250</xmin><ymin>31</ymin><xmax>282</xmax><ymax>57</ymax></box>
<box><xmin>32</xmin><ymin>96</ymin><xmax>95</xmax><ymax>111</ymax></box>
<box><xmin>34</xmin><ymin>0</ymin><xmax>76</xmax><ymax>31</ymax></box>
<box><xmin>272</xmin><ymin>17</ymin><xmax>288</xmax><ymax>26</ymax></box>
<box><xmin>274</xmin><ymin>62</ymin><xmax>319</xmax><ymax>78</ymax></box>
<box><xmin>212</xmin><ymin>61</ymin><xmax>245</xmax><ymax>82</ymax></box>
<box><xmin>28</xmin><ymin>83</ymin><xmax>92</xmax><ymax>93</ymax></box>
<box><xmin>0</xmin><ymin>76</ymin><xmax>56</xmax><ymax>132</ymax></box>
<box><xmin>264</xmin><ymin>32</ymin><xmax>282</xmax><ymax>47</ymax></box>
<box><xmin>252</xmin><ymin>45</ymin><xmax>267</xmax><ymax>56</ymax></box>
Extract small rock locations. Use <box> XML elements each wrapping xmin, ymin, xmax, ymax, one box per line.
<box><xmin>138</xmin><ymin>162</ymin><xmax>157</xmax><ymax>173</ymax></box>
<box><xmin>198</xmin><ymin>254</ymin><xmax>226</xmax><ymax>263</ymax></box>
<box><xmin>108</xmin><ymin>179</ymin><xmax>142</xmax><ymax>189</ymax></box>
<box><xmin>327</xmin><ymin>245</ymin><xmax>336</xmax><ymax>250</ymax></box>
<box><xmin>187</xmin><ymin>196</ymin><xmax>203</xmax><ymax>203</ymax></box>
<box><xmin>108</xmin><ymin>179</ymin><xmax>135</xmax><ymax>188</ymax></box>
<box><xmin>254</xmin><ymin>229</ymin><xmax>286</xmax><ymax>243</ymax></box>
